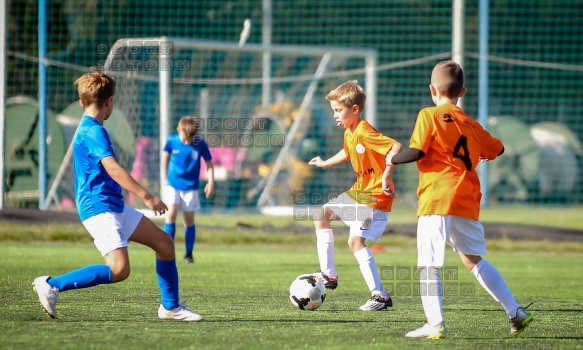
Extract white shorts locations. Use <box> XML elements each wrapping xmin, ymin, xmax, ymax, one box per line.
<box><xmin>322</xmin><ymin>192</ymin><xmax>389</xmax><ymax>243</ymax></box>
<box><xmin>163</xmin><ymin>186</ymin><xmax>201</xmax><ymax>211</ymax></box>
<box><xmin>82</xmin><ymin>204</ymin><xmax>144</xmax><ymax>256</ymax></box>
<box><xmin>416</xmin><ymin>215</ymin><xmax>487</xmax><ymax>268</ymax></box>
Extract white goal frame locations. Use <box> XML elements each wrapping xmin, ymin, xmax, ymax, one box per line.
<box><xmin>101</xmin><ymin>37</ymin><xmax>378</xmax><ymax>207</ymax></box>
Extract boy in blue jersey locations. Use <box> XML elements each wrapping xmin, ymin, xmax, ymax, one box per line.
<box><xmin>161</xmin><ymin>116</ymin><xmax>215</xmax><ymax>263</ymax></box>
<box><xmin>32</xmin><ymin>72</ymin><xmax>203</xmax><ymax>321</ymax></box>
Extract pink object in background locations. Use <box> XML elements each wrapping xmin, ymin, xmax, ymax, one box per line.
<box><xmin>129</xmin><ymin>136</ymin><xmax>156</xmax><ymax>205</ymax></box>
<box><xmin>200</xmin><ymin>147</ymin><xmax>237</xmax><ymax>180</ymax></box>
<box><xmin>130</xmin><ymin>136</ymin><xmax>153</xmax><ymax>180</ymax></box>
<box><xmin>61</xmin><ymin>198</ymin><xmax>74</xmax><ymax>209</ymax></box>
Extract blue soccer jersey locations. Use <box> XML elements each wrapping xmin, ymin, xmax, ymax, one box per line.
<box><xmin>164</xmin><ymin>134</ymin><xmax>212</xmax><ymax>191</ymax></box>
<box><xmin>73</xmin><ymin>116</ymin><xmax>124</xmax><ymax>221</ymax></box>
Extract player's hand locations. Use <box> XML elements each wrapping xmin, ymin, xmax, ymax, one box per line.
<box><xmin>144</xmin><ymin>195</ymin><xmax>168</xmax><ymax>216</ymax></box>
<box><xmin>308</xmin><ymin>156</ymin><xmax>326</xmax><ymax>168</ymax></box>
<box><xmin>204</xmin><ymin>182</ymin><xmax>215</xmax><ymax>198</ymax></box>
<box><xmin>382</xmin><ymin>176</ymin><xmax>396</xmax><ymax>197</ymax></box>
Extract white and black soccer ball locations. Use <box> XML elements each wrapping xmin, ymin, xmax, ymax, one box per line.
<box><xmin>289</xmin><ymin>274</ymin><xmax>326</xmax><ymax>310</ymax></box>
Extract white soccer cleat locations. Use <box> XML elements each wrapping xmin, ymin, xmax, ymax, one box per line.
<box><xmin>158</xmin><ymin>304</ymin><xmax>204</xmax><ymax>322</ymax></box>
<box><xmin>32</xmin><ymin>276</ymin><xmax>59</xmax><ymax>318</ymax></box>
<box><xmin>405</xmin><ymin>322</ymin><xmax>446</xmax><ymax>339</ymax></box>
<box><xmin>358</xmin><ymin>294</ymin><xmax>393</xmax><ymax>311</ymax></box>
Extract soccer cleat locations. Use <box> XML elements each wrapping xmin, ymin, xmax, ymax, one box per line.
<box><xmin>158</xmin><ymin>304</ymin><xmax>203</xmax><ymax>322</ymax></box>
<box><xmin>510</xmin><ymin>306</ymin><xmax>534</xmax><ymax>336</ymax></box>
<box><xmin>184</xmin><ymin>254</ymin><xmax>194</xmax><ymax>264</ymax></box>
<box><xmin>405</xmin><ymin>322</ymin><xmax>447</xmax><ymax>339</ymax></box>
<box><xmin>314</xmin><ymin>270</ymin><xmax>338</xmax><ymax>290</ymax></box>
<box><xmin>359</xmin><ymin>294</ymin><xmax>393</xmax><ymax>311</ymax></box>
<box><xmin>32</xmin><ymin>276</ymin><xmax>59</xmax><ymax>318</ymax></box>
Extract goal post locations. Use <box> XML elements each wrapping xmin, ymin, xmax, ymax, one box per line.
<box><xmin>97</xmin><ymin>37</ymin><xmax>377</xmax><ymax>210</ymax></box>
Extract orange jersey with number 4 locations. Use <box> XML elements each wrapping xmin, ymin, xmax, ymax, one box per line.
<box><xmin>410</xmin><ymin>104</ymin><xmax>503</xmax><ymax>220</ymax></box>
<box><xmin>344</xmin><ymin>120</ymin><xmax>397</xmax><ymax>212</ymax></box>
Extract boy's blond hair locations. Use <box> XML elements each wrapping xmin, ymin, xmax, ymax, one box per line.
<box><xmin>431</xmin><ymin>61</ymin><xmax>465</xmax><ymax>98</ymax></box>
<box><xmin>177</xmin><ymin>116</ymin><xmax>200</xmax><ymax>144</ymax></box>
<box><xmin>326</xmin><ymin>80</ymin><xmax>366</xmax><ymax>111</ymax></box>
<box><xmin>74</xmin><ymin>72</ymin><xmax>116</xmax><ymax>107</ymax></box>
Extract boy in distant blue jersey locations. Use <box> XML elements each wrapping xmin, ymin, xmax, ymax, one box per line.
<box><xmin>32</xmin><ymin>72</ymin><xmax>203</xmax><ymax>321</ymax></box>
<box><xmin>162</xmin><ymin>116</ymin><xmax>215</xmax><ymax>263</ymax></box>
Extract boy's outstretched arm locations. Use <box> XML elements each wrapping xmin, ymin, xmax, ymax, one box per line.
<box><xmin>308</xmin><ymin>149</ymin><xmax>347</xmax><ymax>169</ymax></box>
<box><xmin>101</xmin><ymin>156</ymin><xmax>168</xmax><ymax>215</ymax></box>
<box><xmin>386</xmin><ymin>148</ymin><xmax>425</xmax><ymax>166</ymax></box>
<box><xmin>384</xmin><ymin>142</ymin><xmax>403</xmax><ymax>176</ymax></box>
<box><xmin>382</xmin><ymin>142</ymin><xmax>403</xmax><ymax>196</ymax></box>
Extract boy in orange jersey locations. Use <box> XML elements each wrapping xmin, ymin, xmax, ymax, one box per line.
<box><xmin>387</xmin><ymin>61</ymin><xmax>533</xmax><ymax>338</ymax></box>
<box><xmin>308</xmin><ymin>80</ymin><xmax>403</xmax><ymax>311</ymax></box>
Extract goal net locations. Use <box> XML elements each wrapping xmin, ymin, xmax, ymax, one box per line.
<box><xmin>46</xmin><ymin>38</ymin><xmax>377</xmax><ymax>213</ymax></box>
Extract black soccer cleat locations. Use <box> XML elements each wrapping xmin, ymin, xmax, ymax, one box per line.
<box><xmin>314</xmin><ymin>270</ymin><xmax>338</xmax><ymax>290</ymax></box>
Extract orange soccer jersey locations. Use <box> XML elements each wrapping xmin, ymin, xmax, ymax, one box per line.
<box><xmin>343</xmin><ymin>120</ymin><xmax>397</xmax><ymax>212</ymax></box>
<box><xmin>409</xmin><ymin>104</ymin><xmax>503</xmax><ymax>220</ymax></box>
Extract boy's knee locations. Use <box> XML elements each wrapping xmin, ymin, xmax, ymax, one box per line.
<box><xmin>160</xmin><ymin>233</ymin><xmax>174</xmax><ymax>250</ymax></box>
<box><xmin>313</xmin><ymin>207</ymin><xmax>333</xmax><ymax>229</ymax></box>
<box><xmin>347</xmin><ymin>236</ymin><xmax>365</xmax><ymax>252</ymax></box>
<box><xmin>156</xmin><ymin>234</ymin><xmax>176</xmax><ymax>259</ymax></box>
<box><xmin>109</xmin><ymin>264</ymin><xmax>131</xmax><ymax>283</ymax></box>
<box><xmin>459</xmin><ymin>253</ymin><xmax>482</xmax><ymax>271</ymax></box>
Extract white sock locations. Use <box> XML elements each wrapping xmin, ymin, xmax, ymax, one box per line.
<box><xmin>354</xmin><ymin>247</ymin><xmax>386</xmax><ymax>296</ymax></box>
<box><xmin>420</xmin><ymin>267</ymin><xmax>443</xmax><ymax>326</ymax></box>
<box><xmin>316</xmin><ymin>229</ymin><xmax>336</xmax><ymax>277</ymax></box>
<box><xmin>471</xmin><ymin>259</ymin><xmax>520</xmax><ymax>318</ymax></box>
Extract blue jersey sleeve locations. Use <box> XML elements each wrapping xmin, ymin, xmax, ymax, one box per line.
<box><xmin>163</xmin><ymin>137</ymin><xmax>172</xmax><ymax>153</ymax></box>
<box><xmin>85</xmin><ymin>125</ymin><xmax>115</xmax><ymax>163</ymax></box>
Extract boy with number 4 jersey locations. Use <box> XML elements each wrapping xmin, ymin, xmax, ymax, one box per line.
<box><xmin>388</xmin><ymin>61</ymin><xmax>533</xmax><ymax>339</ymax></box>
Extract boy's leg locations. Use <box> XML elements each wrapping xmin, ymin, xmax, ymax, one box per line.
<box><xmin>461</xmin><ymin>253</ymin><xmax>533</xmax><ymax>336</ymax></box>
<box><xmin>451</xmin><ymin>216</ymin><xmax>533</xmax><ymax>335</ymax></box>
<box><xmin>183</xmin><ymin>211</ymin><xmax>196</xmax><ymax>262</ymax></box>
<box><xmin>163</xmin><ymin>204</ymin><xmax>179</xmax><ymax>240</ymax></box>
<box><xmin>460</xmin><ymin>253</ymin><xmax>521</xmax><ymax>317</ymax></box>
<box><xmin>128</xmin><ymin>209</ymin><xmax>202</xmax><ymax>321</ymax></box>
<box><xmin>352</xmin><ymin>241</ymin><xmax>393</xmax><ymax>311</ymax></box>
<box><xmin>451</xmin><ymin>217</ymin><xmax>522</xmax><ymax>317</ymax></box>
<box><xmin>33</xmin><ymin>211</ymin><xmax>131</xmax><ymax>318</ymax></box>
<box><xmin>420</xmin><ymin>266</ymin><xmax>444</xmax><ymax>325</ymax></box>
<box><xmin>350</xmin><ymin>209</ymin><xmax>390</xmax><ymax>296</ymax></box>
<box><xmin>343</xmin><ymin>207</ymin><xmax>391</xmax><ymax>310</ymax></box>
<box><xmin>314</xmin><ymin>206</ymin><xmax>338</xmax><ymax>281</ymax></box>
<box><xmin>406</xmin><ymin>215</ymin><xmax>447</xmax><ymax>338</ymax></box>
<box><xmin>45</xmin><ymin>264</ymin><xmax>114</xmax><ymax>292</ymax></box>
<box><xmin>163</xmin><ymin>186</ymin><xmax>180</xmax><ymax>240</ymax></box>
<box><xmin>181</xmin><ymin>190</ymin><xmax>200</xmax><ymax>263</ymax></box>
<box><xmin>34</xmin><ymin>262</ymin><xmax>113</xmax><ymax>319</ymax></box>
<box><xmin>130</xmin><ymin>216</ymin><xmax>178</xmax><ymax>308</ymax></box>
<box><xmin>353</xmin><ymin>245</ymin><xmax>387</xmax><ymax>295</ymax></box>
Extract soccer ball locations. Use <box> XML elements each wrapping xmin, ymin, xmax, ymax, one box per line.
<box><xmin>289</xmin><ymin>274</ymin><xmax>326</xmax><ymax>310</ymax></box>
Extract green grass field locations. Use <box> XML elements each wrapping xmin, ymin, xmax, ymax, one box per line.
<box><xmin>1</xmin><ymin>242</ymin><xmax>582</xmax><ymax>350</ymax></box>
<box><xmin>1</xmin><ymin>205</ymin><xmax>582</xmax><ymax>349</ymax></box>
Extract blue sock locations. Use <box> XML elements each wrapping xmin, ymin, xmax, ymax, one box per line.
<box><xmin>164</xmin><ymin>223</ymin><xmax>176</xmax><ymax>240</ymax></box>
<box><xmin>185</xmin><ymin>225</ymin><xmax>196</xmax><ymax>256</ymax></box>
<box><xmin>47</xmin><ymin>264</ymin><xmax>112</xmax><ymax>292</ymax></box>
<box><xmin>156</xmin><ymin>258</ymin><xmax>179</xmax><ymax>310</ymax></box>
